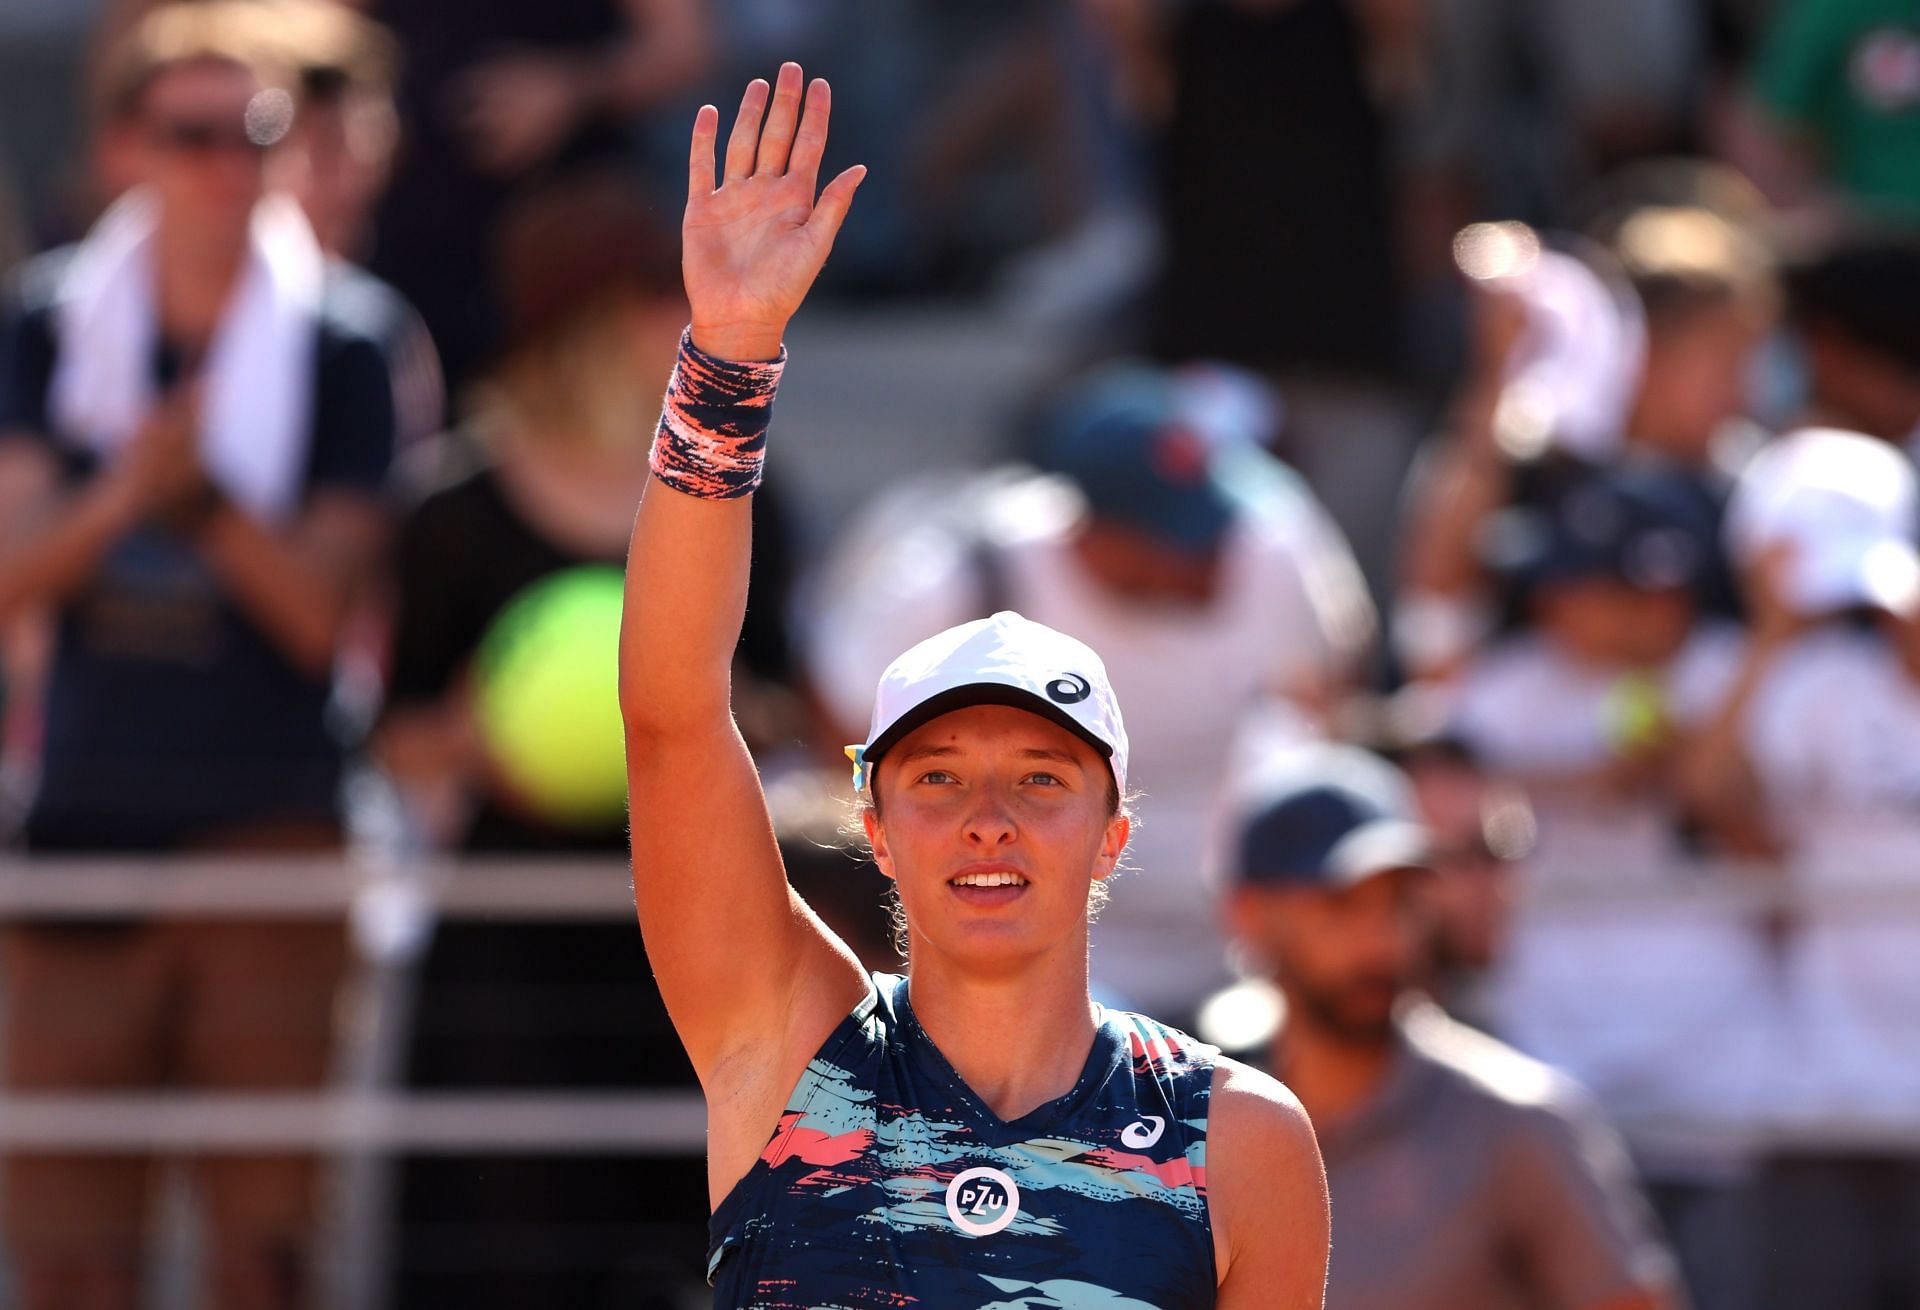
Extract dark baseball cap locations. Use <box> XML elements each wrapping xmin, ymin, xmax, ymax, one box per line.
<box><xmin>1034</xmin><ymin>366</ymin><xmax>1237</xmax><ymax>551</ymax></box>
<box><xmin>1490</xmin><ymin>465</ymin><xmax>1719</xmax><ymax>595</ymax></box>
<box><xmin>1230</xmin><ymin>747</ymin><xmax>1432</xmax><ymax>889</ymax></box>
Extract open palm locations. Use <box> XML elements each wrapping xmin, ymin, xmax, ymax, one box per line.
<box><xmin>684</xmin><ymin>64</ymin><xmax>865</xmax><ymax>362</ymax></box>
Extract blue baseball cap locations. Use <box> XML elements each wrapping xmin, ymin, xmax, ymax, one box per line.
<box><xmin>1034</xmin><ymin>366</ymin><xmax>1237</xmax><ymax>551</ymax></box>
<box><xmin>1230</xmin><ymin>747</ymin><xmax>1432</xmax><ymax>889</ymax></box>
<box><xmin>1489</xmin><ymin>465</ymin><xmax>1718</xmax><ymax>595</ymax></box>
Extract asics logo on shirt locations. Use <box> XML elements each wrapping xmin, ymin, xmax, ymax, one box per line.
<box><xmin>1121</xmin><ymin>1115</ymin><xmax>1165</xmax><ymax>1148</ymax></box>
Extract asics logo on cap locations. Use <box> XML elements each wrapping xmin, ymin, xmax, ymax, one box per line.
<box><xmin>1046</xmin><ymin>673</ymin><xmax>1092</xmax><ymax>704</ymax></box>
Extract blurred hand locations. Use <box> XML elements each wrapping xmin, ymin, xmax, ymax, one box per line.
<box><xmin>1467</xmin><ymin>282</ymin><xmax>1529</xmax><ymax>383</ymax></box>
<box><xmin>683</xmin><ymin>64</ymin><xmax>865</xmax><ymax>362</ymax></box>
<box><xmin>453</xmin><ymin>53</ymin><xmax>589</xmax><ymax>177</ymax></box>
<box><xmin>112</xmin><ymin>385</ymin><xmax>211</xmax><ymax>518</ymax></box>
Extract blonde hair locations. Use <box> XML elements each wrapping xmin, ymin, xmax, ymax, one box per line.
<box><xmin>469</xmin><ymin>300</ymin><xmax>660</xmax><ymax>457</ymax></box>
<box><xmin>101</xmin><ymin>2</ymin><xmax>297</xmax><ymax>122</ymax></box>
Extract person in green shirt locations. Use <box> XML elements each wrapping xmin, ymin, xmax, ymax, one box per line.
<box><xmin>1751</xmin><ymin>0</ymin><xmax>1920</xmax><ymax>221</ymax></box>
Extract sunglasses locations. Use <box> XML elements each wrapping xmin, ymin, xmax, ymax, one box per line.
<box><xmin>147</xmin><ymin>118</ymin><xmax>269</xmax><ymax>155</ymax></box>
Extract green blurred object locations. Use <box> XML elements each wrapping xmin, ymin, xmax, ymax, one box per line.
<box><xmin>474</xmin><ymin>566</ymin><xmax>628</xmax><ymax>829</ymax></box>
<box><xmin>1603</xmin><ymin>672</ymin><xmax>1669</xmax><ymax>755</ymax></box>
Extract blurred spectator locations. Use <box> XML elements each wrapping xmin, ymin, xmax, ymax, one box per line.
<box><xmin>808</xmin><ymin>362</ymin><xmax>1375</xmax><ymax>1022</ymax></box>
<box><xmin>271</xmin><ymin>0</ymin><xmax>443</xmax><ymax>447</ymax></box>
<box><xmin>1399</xmin><ymin>203</ymin><xmax>1776</xmax><ymax>678</ymax></box>
<box><xmin>1386</xmin><ymin>729</ymin><xmax>1533</xmax><ymax>1031</ymax></box>
<box><xmin>1782</xmin><ymin>233</ymin><xmax>1920</xmax><ymax>451</ymax></box>
<box><xmin>364</xmin><ymin>0</ymin><xmax>709</xmax><ymax>390</ymax></box>
<box><xmin>1742</xmin><ymin>0</ymin><xmax>1920</xmax><ymax>224</ymax></box>
<box><xmin>375</xmin><ymin>173</ymin><xmax>795</xmax><ymax>1308</ymax></box>
<box><xmin>1445</xmin><ymin>465</ymin><xmax>1778</xmax><ymax>1308</ymax></box>
<box><xmin>1216</xmin><ymin>743</ymin><xmax>1682</xmax><ymax>1310</ymax></box>
<box><xmin>1405</xmin><ymin>0</ymin><xmax>1713</xmax><ymax>307</ymax></box>
<box><xmin>1682</xmin><ymin>427</ymin><xmax>1920</xmax><ymax>1310</ymax></box>
<box><xmin>1136</xmin><ymin>0</ymin><xmax>1423</xmax><ymax>587</ymax></box>
<box><xmin>0</xmin><ymin>3</ymin><xmax>409</xmax><ymax>1305</ymax></box>
<box><xmin>0</xmin><ymin>0</ymin><xmax>96</xmax><ymax>244</ymax></box>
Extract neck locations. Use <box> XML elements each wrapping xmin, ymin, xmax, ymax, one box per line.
<box><xmin>904</xmin><ymin>945</ymin><xmax>1100</xmax><ymax>1122</ymax></box>
<box><xmin>155</xmin><ymin>208</ymin><xmax>251</xmax><ymax>344</ymax></box>
<box><xmin>1268</xmin><ymin>1005</ymin><xmax>1397</xmax><ymax>1128</ymax></box>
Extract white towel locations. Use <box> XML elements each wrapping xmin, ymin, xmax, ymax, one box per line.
<box><xmin>49</xmin><ymin>188</ymin><xmax>324</xmax><ymax>524</ymax></box>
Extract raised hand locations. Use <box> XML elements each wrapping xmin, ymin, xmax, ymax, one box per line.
<box><xmin>683</xmin><ymin>64</ymin><xmax>865</xmax><ymax>363</ymax></box>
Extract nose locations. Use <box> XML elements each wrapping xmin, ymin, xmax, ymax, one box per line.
<box><xmin>962</xmin><ymin>786</ymin><xmax>1017</xmax><ymax>847</ymax></box>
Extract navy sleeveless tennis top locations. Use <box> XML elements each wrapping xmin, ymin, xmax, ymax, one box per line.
<box><xmin>708</xmin><ymin>973</ymin><xmax>1219</xmax><ymax>1309</ymax></box>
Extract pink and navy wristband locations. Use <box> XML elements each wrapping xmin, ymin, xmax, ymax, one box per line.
<box><xmin>651</xmin><ymin>327</ymin><xmax>786</xmax><ymax>500</ymax></box>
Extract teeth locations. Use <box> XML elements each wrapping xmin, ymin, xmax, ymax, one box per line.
<box><xmin>952</xmin><ymin>872</ymin><xmax>1027</xmax><ymax>888</ymax></box>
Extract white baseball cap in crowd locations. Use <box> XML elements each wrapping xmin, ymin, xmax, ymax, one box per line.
<box><xmin>849</xmin><ymin>611</ymin><xmax>1129</xmax><ymax>796</ymax></box>
<box><xmin>1725</xmin><ymin>427</ymin><xmax>1920</xmax><ymax>617</ymax></box>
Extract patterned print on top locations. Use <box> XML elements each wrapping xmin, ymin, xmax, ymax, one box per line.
<box><xmin>709</xmin><ymin>973</ymin><xmax>1219</xmax><ymax>1309</ymax></box>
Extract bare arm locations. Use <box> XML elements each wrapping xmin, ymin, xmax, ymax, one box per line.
<box><xmin>0</xmin><ymin>438</ymin><xmax>142</xmax><ymax>627</ymax></box>
<box><xmin>1209</xmin><ymin>1058</ymin><xmax>1330</xmax><ymax>1309</ymax></box>
<box><xmin>622</xmin><ymin>68</ymin><xmax>869</xmax><ymax>1153</ymax></box>
<box><xmin>196</xmin><ymin>493</ymin><xmax>388</xmax><ymax>680</ymax></box>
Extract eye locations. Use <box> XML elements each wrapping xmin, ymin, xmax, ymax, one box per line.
<box><xmin>1025</xmin><ymin>772</ymin><xmax>1063</xmax><ymax>787</ymax></box>
<box><xmin>918</xmin><ymin>769</ymin><xmax>957</xmax><ymax>785</ymax></box>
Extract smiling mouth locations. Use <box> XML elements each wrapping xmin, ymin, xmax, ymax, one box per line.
<box><xmin>949</xmin><ymin>871</ymin><xmax>1029</xmax><ymax>888</ymax></box>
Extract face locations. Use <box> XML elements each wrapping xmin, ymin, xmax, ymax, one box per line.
<box><xmin>1071</xmin><ymin>520</ymin><xmax>1222</xmax><ymax>605</ymax></box>
<box><xmin>135</xmin><ymin>60</ymin><xmax>277</xmax><ymax>236</ymax></box>
<box><xmin>864</xmin><ymin>704</ymin><xmax>1128</xmax><ymax>976</ymax></box>
<box><xmin>1532</xmin><ymin>578</ymin><xmax>1696</xmax><ymax>667</ymax></box>
<box><xmin>1408</xmin><ymin>759</ymin><xmax>1514</xmax><ymax>974</ymax></box>
<box><xmin>1633</xmin><ymin>305</ymin><xmax>1767</xmax><ymax>462</ymax></box>
<box><xmin>284</xmin><ymin>88</ymin><xmax>394</xmax><ymax>257</ymax></box>
<box><xmin>1230</xmin><ymin>869</ymin><xmax>1429</xmax><ymax>1045</ymax></box>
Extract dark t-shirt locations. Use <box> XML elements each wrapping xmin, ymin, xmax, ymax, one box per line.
<box><xmin>1150</xmin><ymin>0</ymin><xmax>1403</xmax><ymax>375</ymax></box>
<box><xmin>366</xmin><ymin>0</ymin><xmax>632</xmax><ymax>385</ymax></box>
<box><xmin>0</xmin><ymin>249</ymin><xmax>403</xmax><ymax>852</ymax></box>
<box><xmin>385</xmin><ymin>450</ymin><xmax>796</xmax><ymax>853</ymax></box>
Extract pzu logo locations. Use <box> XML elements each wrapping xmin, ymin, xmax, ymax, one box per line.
<box><xmin>945</xmin><ymin>1166</ymin><xmax>1021</xmax><ymax>1237</ymax></box>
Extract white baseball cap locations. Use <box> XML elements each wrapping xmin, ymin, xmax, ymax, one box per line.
<box><xmin>849</xmin><ymin>611</ymin><xmax>1129</xmax><ymax>795</ymax></box>
<box><xmin>1725</xmin><ymin>428</ymin><xmax>1920</xmax><ymax>617</ymax></box>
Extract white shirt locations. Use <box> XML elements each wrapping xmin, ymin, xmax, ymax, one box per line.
<box><xmin>806</xmin><ymin>467</ymin><xmax>1374</xmax><ymax>1017</ymax></box>
<box><xmin>1452</xmin><ymin>628</ymin><xmax>1779</xmax><ymax>1165</ymax></box>
<box><xmin>1746</xmin><ymin>626</ymin><xmax>1920</xmax><ymax>1125</ymax></box>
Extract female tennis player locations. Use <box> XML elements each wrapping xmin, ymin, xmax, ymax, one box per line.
<box><xmin>621</xmin><ymin>63</ymin><xmax>1329</xmax><ymax>1308</ymax></box>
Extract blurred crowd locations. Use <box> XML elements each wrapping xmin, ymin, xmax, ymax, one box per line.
<box><xmin>4</xmin><ymin>0</ymin><xmax>1920</xmax><ymax>1308</ymax></box>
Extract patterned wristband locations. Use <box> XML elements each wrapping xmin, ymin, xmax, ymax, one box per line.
<box><xmin>650</xmin><ymin>328</ymin><xmax>786</xmax><ymax>500</ymax></box>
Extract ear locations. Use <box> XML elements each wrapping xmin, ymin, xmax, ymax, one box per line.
<box><xmin>863</xmin><ymin>806</ymin><xmax>897</xmax><ymax>882</ymax></box>
<box><xmin>1092</xmin><ymin>813</ymin><xmax>1131</xmax><ymax>882</ymax></box>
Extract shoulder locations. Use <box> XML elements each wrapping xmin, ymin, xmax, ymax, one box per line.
<box><xmin>1205</xmin><ymin>1056</ymin><xmax>1329</xmax><ymax>1303</ymax></box>
<box><xmin>1400</xmin><ymin>1003</ymin><xmax>1579</xmax><ymax>1115</ymax></box>
<box><xmin>1753</xmin><ymin>627</ymin><xmax>1884</xmax><ymax>737</ymax></box>
<box><xmin>1452</xmin><ymin>636</ymin><xmax>1571</xmax><ymax>726</ymax></box>
<box><xmin>3</xmin><ymin>246</ymin><xmax>75</xmax><ymax>339</ymax></box>
<box><xmin>1206</xmin><ymin>1056</ymin><xmax>1323</xmax><ymax>1212</ymax></box>
<box><xmin>316</xmin><ymin>260</ymin><xmax>421</xmax><ymax>355</ymax></box>
<box><xmin>1399</xmin><ymin>1006</ymin><xmax>1626</xmax><ymax>1165</ymax></box>
<box><xmin>1207</xmin><ymin>1054</ymin><xmax>1316</xmax><ymax>1145</ymax></box>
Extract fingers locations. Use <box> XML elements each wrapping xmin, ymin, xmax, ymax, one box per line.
<box><xmin>786</xmin><ymin>78</ymin><xmax>831</xmax><ymax>194</ymax></box>
<box><xmin>686</xmin><ymin>103</ymin><xmax>719</xmax><ymax>200</ymax></box>
<box><xmin>805</xmin><ymin>163</ymin><xmax>867</xmax><ymax>251</ymax></box>
<box><xmin>723</xmin><ymin>78</ymin><xmax>770</xmax><ymax>183</ymax></box>
<box><xmin>755</xmin><ymin>62</ymin><xmax>805</xmax><ymax>177</ymax></box>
